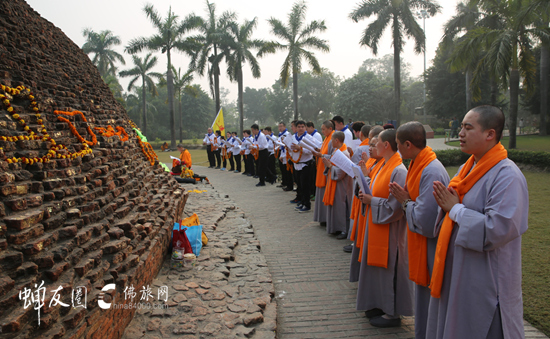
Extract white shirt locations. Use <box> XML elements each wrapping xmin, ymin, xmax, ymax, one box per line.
<box><xmin>340</xmin><ymin>126</ymin><xmax>354</xmax><ymax>152</ymax></box>
<box><xmin>310</xmin><ymin>130</ymin><xmax>323</xmax><ymax>144</ymax></box>
<box><xmin>278</xmin><ymin>130</ymin><xmax>290</xmax><ymax>164</ymax></box>
<box><xmin>290</xmin><ymin>132</ymin><xmax>313</xmax><ymax>170</ymax></box>
<box><xmin>266</xmin><ymin>134</ymin><xmax>275</xmax><ymax>154</ymax></box>
<box><xmin>203</xmin><ymin>133</ymin><xmax>215</xmax><ymax>145</ymax></box>
<box><xmin>253</xmin><ymin>132</ymin><xmax>268</xmax><ymax>151</ymax></box>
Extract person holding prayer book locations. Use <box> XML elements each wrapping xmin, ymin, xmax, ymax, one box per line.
<box><xmin>389</xmin><ymin>121</ymin><xmax>450</xmax><ymax>338</ymax></box>
<box><xmin>307</xmin><ymin>121</ymin><xmax>323</xmax><ymax>199</ymax></box>
<box><xmin>356</xmin><ymin>128</ymin><xmax>414</xmax><ymax>328</ymax></box>
<box><xmin>202</xmin><ymin>128</ymin><xmax>216</xmax><ymax>168</ymax></box>
<box><xmin>289</xmin><ymin>120</ymin><xmax>314</xmax><ymax>212</ymax></box>
<box><xmin>332</xmin><ymin>115</ymin><xmax>354</xmax><ymax>153</ymax></box>
<box><xmin>251</xmin><ymin>124</ymin><xmax>269</xmax><ymax>187</ymax></box>
<box><xmin>231</xmin><ymin>132</ymin><xmax>242</xmax><ymax>173</ymax></box>
<box><xmin>312</xmin><ymin>120</ymin><xmax>335</xmax><ymax>225</ymax></box>
<box><xmin>214</xmin><ymin>130</ymin><xmax>222</xmax><ymax>169</ymax></box>
<box><xmin>427</xmin><ymin>105</ymin><xmax>528</xmax><ymax>339</ymax></box>
<box><xmin>277</xmin><ymin>122</ymin><xmax>293</xmax><ymax>192</ymax></box>
<box><xmin>263</xmin><ymin>126</ymin><xmax>277</xmax><ymax>184</ymax></box>
<box><xmin>322</xmin><ymin>131</ymin><xmax>353</xmax><ymax>238</ymax></box>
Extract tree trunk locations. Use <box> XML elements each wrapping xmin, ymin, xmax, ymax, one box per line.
<box><xmin>509</xmin><ymin>68</ymin><xmax>519</xmax><ymax>149</ymax></box>
<box><xmin>179</xmin><ymin>92</ymin><xmax>183</xmax><ymax>143</ymax></box>
<box><xmin>393</xmin><ymin>42</ymin><xmax>401</xmax><ymax>127</ymax></box>
<box><xmin>465</xmin><ymin>70</ymin><xmax>472</xmax><ymax>112</ymax></box>
<box><xmin>540</xmin><ymin>44</ymin><xmax>549</xmax><ymax>136</ymax></box>
<box><xmin>238</xmin><ymin>67</ymin><xmax>244</xmax><ymax>135</ymax></box>
<box><xmin>292</xmin><ymin>70</ymin><xmax>299</xmax><ymax>121</ymax></box>
<box><xmin>214</xmin><ymin>45</ymin><xmax>221</xmax><ymax>115</ymax></box>
<box><xmin>167</xmin><ymin>50</ymin><xmax>176</xmax><ymax>148</ymax></box>
<box><xmin>142</xmin><ymin>77</ymin><xmax>147</xmax><ymax>136</ymax></box>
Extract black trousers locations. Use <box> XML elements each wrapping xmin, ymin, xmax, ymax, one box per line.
<box><xmin>227</xmin><ymin>154</ymin><xmax>235</xmax><ymax>170</ymax></box>
<box><xmin>234</xmin><ymin>154</ymin><xmax>242</xmax><ymax>172</ymax></box>
<box><xmin>207</xmin><ymin>146</ymin><xmax>215</xmax><ymax>167</ymax></box>
<box><xmin>295</xmin><ymin>160</ymin><xmax>314</xmax><ymax>208</ymax></box>
<box><xmin>214</xmin><ymin>150</ymin><xmax>221</xmax><ymax>167</ymax></box>
<box><xmin>279</xmin><ymin>158</ymin><xmax>293</xmax><ymax>189</ymax></box>
<box><xmin>257</xmin><ymin>149</ymin><xmax>269</xmax><ymax>184</ymax></box>
<box><xmin>267</xmin><ymin>154</ymin><xmax>276</xmax><ymax>182</ymax></box>
<box><xmin>246</xmin><ymin>154</ymin><xmax>255</xmax><ymax>175</ymax></box>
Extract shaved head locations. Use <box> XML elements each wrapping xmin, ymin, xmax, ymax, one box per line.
<box><xmin>396</xmin><ymin>121</ymin><xmax>426</xmax><ymax>149</ymax></box>
<box><xmin>470</xmin><ymin>105</ymin><xmax>505</xmax><ymax>141</ymax></box>
<box><xmin>379</xmin><ymin>129</ymin><xmax>398</xmax><ymax>152</ymax></box>
<box><xmin>368</xmin><ymin>125</ymin><xmax>384</xmax><ymax>139</ymax></box>
<box><xmin>332</xmin><ymin>131</ymin><xmax>345</xmax><ymax>142</ymax></box>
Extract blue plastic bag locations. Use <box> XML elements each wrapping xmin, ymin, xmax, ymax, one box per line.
<box><xmin>172</xmin><ymin>223</ymin><xmax>203</xmax><ymax>256</ymax></box>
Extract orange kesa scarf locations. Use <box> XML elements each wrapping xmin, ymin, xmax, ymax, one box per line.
<box><xmin>315</xmin><ymin>131</ymin><xmax>334</xmax><ymax>188</ymax></box>
<box><xmin>323</xmin><ymin>143</ymin><xmax>348</xmax><ymax>206</ymax></box>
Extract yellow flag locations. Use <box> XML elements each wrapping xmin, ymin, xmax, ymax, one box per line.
<box><xmin>211</xmin><ymin>108</ymin><xmax>225</xmax><ymax>138</ymax></box>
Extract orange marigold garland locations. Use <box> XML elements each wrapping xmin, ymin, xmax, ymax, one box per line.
<box><xmin>54</xmin><ymin>110</ymin><xmax>97</xmax><ymax>146</ymax></box>
<box><xmin>136</xmin><ymin>135</ymin><xmax>158</xmax><ymax>166</ymax></box>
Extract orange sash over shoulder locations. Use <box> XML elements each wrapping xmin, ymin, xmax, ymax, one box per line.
<box><xmin>430</xmin><ymin>143</ymin><xmax>507</xmax><ymax>298</ymax></box>
<box><xmin>406</xmin><ymin>146</ymin><xmax>437</xmax><ymax>287</ymax></box>
<box><xmin>315</xmin><ymin>131</ymin><xmax>334</xmax><ymax>188</ymax></box>
<box><xmin>356</xmin><ymin>159</ymin><xmax>385</xmax><ymax>261</ymax></box>
<box><xmin>350</xmin><ymin>156</ymin><xmax>377</xmax><ymax>241</ymax></box>
<box><xmin>366</xmin><ymin>152</ymin><xmax>403</xmax><ymax>268</ymax></box>
<box><xmin>323</xmin><ymin>143</ymin><xmax>348</xmax><ymax>206</ymax></box>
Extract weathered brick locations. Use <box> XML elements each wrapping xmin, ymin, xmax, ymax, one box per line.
<box><xmin>20</xmin><ymin>231</ymin><xmax>58</xmax><ymax>255</ymax></box>
<box><xmin>74</xmin><ymin>259</ymin><xmax>94</xmax><ymax>277</ymax></box>
<box><xmin>6</xmin><ymin>223</ymin><xmax>44</xmax><ymax>245</ymax></box>
<box><xmin>114</xmin><ymin>205</ymin><xmax>131</xmax><ymax>219</ymax></box>
<box><xmin>62</xmin><ymin>308</ymin><xmax>87</xmax><ymax>329</ymax></box>
<box><xmin>101</xmin><ymin>238</ymin><xmax>128</xmax><ymax>254</ymax></box>
<box><xmin>5</xmin><ymin>197</ymin><xmax>28</xmax><ymax>211</ymax></box>
<box><xmin>58</xmin><ymin>226</ymin><xmax>78</xmax><ymax>239</ymax></box>
<box><xmin>81</xmin><ymin>233</ymin><xmax>109</xmax><ymax>253</ymax></box>
<box><xmin>0</xmin><ymin>276</ymin><xmax>15</xmax><ymax>298</ymax></box>
<box><xmin>45</xmin><ymin>261</ymin><xmax>69</xmax><ymax>281</ymax></box>
<box><xmin>42</xmin><ymin>212</ymin><xmax>66</xmax><ymax>230</ymax></box>
<box><xmin>0</xmin><ymin>251</ymin><xmax>23</xmax><ymax>270</ymax></box>
<box><xmin>0</xmin><ymin>184</ymin><xmax>28</xmax><ymax>196</ymax></box>
<box><xmin>0</xmin><ymin>172</ymin><xmax>15</xmax><ymax>185</ymax></box>
<box><xmin>26</xmin><ymin>194</ymin><xmax>44</xmax><ymax>207</ymax></box>
<box><xmin>4</xmin><ymin>209</ymin><xmax>43</xmax><ymax>230</ymax></box>
<box><xmin>30</xmin><ymin>252</ymin><xmax>55</xmax><ymax>269</ymax></box>
<box><xmin>0</xmin><ymin>202</ymin><xmax>5</xmax><ymax>217</ymax></box>
<box><xmin>0</xmin><ymin>238</ymin><xmax>6</xmax><ymax>251</ymax></box>
<box><xmin>66</xmin><ymin>208</ymin><xmax>81</xmax><ymax>219</ymax></box>
<box><xmin>15</xmin><ymin>262</ymin><xmax>38</xmax><ymax>278</ymax></box>
<box><xmin>66</xmin><ymin>247</ymin><xmax>84</xmax><ymax>266</ymax></box>
<box><xmin>108</xmin><ymin>228</ymin><xmax>124</xmax><ymax>239</ymax></box>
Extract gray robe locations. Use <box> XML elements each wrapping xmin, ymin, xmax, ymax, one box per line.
<box><xmin>351</xmin><ymin>144</ymin><xmax>370</xmax><ymax>164</ymax></box>
<box><xmin>404</xmin><ymin>160</ymin><xmax>450</xmax><ymax>339</ymax></box>
<box><xmin>313</xmin><ymin>142</ymin><xmax>333</xmax><ymax>223</ymax></box>
<box><xmin>426</xmin><ymin>158</ymin><xmax>528</xmax><ymax>339</ymax></box>
<box><xmin>325</xmin><ymin>150</ymin><xmax>353</xmax><ymax>235</ymax></box>
<box><xmin>356</xmin><ymin>164</ymin><xmax>414</xmax><ymax>317</ymax></box>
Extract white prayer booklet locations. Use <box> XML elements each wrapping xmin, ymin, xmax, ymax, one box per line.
<box><xmin>170</xmin><ymin>155</ymin><xmax>180</xmax><ymax>161</ymax></box>
<box><xmin>268</xmin><ymin>135</ymin><xmax>285</xmax><ymax>147</ymax></box>
<box><xmin>304</xmin><ymin>134</ymin><xmax>322</xmax><ymax>148</ymax></box>
<box><xmin>329</xmin><ymin>150</ymin><xmax>355</xmax><ymax>178</ymax></box>
<box><xmin>298</xmin><ymin>141</ymin><xmax>316</xmax><ymax>153</ymax></box>
<box><xmin>352</xmin><ymin>165</ymin><xmax>371</xmax><ymax>195</ymax></box>
<box><xmin>235</xmin><ymin>138</ymin><xmax>243</xmax><ymax>145</ymax></box>
<box><xmin>301</xmin><ymin>137</ymin><xmax>320</xmax><ymax>150</ymax></box>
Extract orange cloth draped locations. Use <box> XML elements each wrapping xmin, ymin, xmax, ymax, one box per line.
<box><xmin>350</xmin><ymin>156</ymin><xmax>376</xmax><ymax>241</ymax></box>
<box><xmin>315</xmin><ymin>131</ymin><xmax>334</xmax><ymax>188</ymax></box>
<box><xmin>322</xmin><ymin>143</ymin><xmax>348</xmax><ymax>206</ymax></box>
<box><xmin>430</xmin><ymin>143</ymin><xmax>507</xmax><ymax>298</ymax></box>
<box><xmin>356</xmin><ymin>159</ymin><xmax>384</xmax><ymax>261</ymax></box>
<box><xmin>172</xmin><ymin>149</ymin><xmax>192</xmax><ymax>169</ymax></box>
<box><xmin>406</xmin><ymin>146</ymin><xmax>437</xmax><ymax>287</ymax></box>
<box><xmin>366</xmin><ymin>152</ymin><xmax>403</xmax><ymax>268</ymax></box>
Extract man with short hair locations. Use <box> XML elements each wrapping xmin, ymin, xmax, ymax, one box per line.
<box><xmin>231</xmin><ymin>132</ymin><xmax>242</xmax><ymax>173</ymax></box>
<box><xmin>277</xmin><ymin>122</ymin><xmax>293</xmax><ymax>191</ymax></box>
<box><xmin>263</xmin><ymin>126</ymin><xmax>277</xmax><ymax>184</ymax></box>
<box><xmin>242</xmin><ymin>130</ymin><xmax>254</xmax><ymax>176</ymax></box>
<box><xmin>428</xmin><ymin>105</ymin><xmax>528</xmax><ymax>338</ymax></box>
<box><xmin>202</xmin><ymin>127</ymin><xmax>216</xmax><ymax>168</ymax></box>
<box><xmin>289</xmin><ymin>120</ymin><xmax>314</xmax><ymax>212</ymax></box>
<box><xmin>306</xmin><ymin>121</ymin><xmax>323</xmax><ymax>143</ymax></box>
<box><xmin>389</xmin><ymin>121</ymin><xmax>450</xmax><ymax>338</ymax></box>
<box><xmin>332</xmin><ymin>115</ymin><xmax>354</xmax><ymax>152</ymax></box>
<box><xmin>213</xmin><ymin>130</ymin><xmax>222</xmax><ymax>169</ymax></box>
<box><xmin>322</xmin><ymin>131</ymin><xmax>353</xmax><ymax>238</ymax></box>
<box><xmin>251</xmin><ymin>124</ymin><xmax>269</xmax><ymax>187</ymax></box>
<box><xmin>356</xmin><ymin>129</ymin><xmax>414</xmax><ymax>328</ymax></box>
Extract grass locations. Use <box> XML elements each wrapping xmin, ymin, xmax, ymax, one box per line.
<box><xmin>447</xmin><ymin>134</ymin><xmax>550</xmax><ymax>152</ymax></box>
<box><xmin>156</xmin><ymin>148</ymin><xmax>209</xmax><ymax>167</ymax></box>
<box><xmin>446</xmin><ymin>166</ymin><xmax>550</xmax><ymax>336</ymax></box>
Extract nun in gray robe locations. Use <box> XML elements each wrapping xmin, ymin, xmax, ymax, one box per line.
<box><xmin>313</xmin><ymin>141</ymin><xmax>333</xmax><ymax>223</ymax></box>
<box><xmin>325</xmin><ymin>149</ymin><xmax>353</xmax><ymax>235</ymax></box>
<box><xmin>403</xmin><ymin>160</ymin><xmax>449</xmax><ymax>338</ymax></box>
<box><xmin>426</xmin><ymin>158</ymin><xmax>528</xmax><ymax>339</ymax></box>
<box><xmin>356</xmin><ymin>163</ymin><xmax>414</xmax><ymax>318</ymax></box>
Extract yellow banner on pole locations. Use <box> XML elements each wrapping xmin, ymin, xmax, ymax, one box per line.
<box><xmin>211</xmin><ymin>108</ymin><xmax>225</xmax><ymax>138</ymax></box>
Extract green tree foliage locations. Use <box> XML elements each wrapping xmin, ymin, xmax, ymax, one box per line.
<box><xmin>358</xmin><ymin>54</ymin><xmax>412</xmax><ymax>85</ymax></box>
<box><xmin>243</xmin><ymin>87</ymin><xmax>269</xmax><ymax>125</ymax></box>
<box><xmin>297</xmin><ymin>69</ymin><xmax>339</xmax><ymax>123</ymax></box>
<box><xmin>259</xmin><ymin>1</ymin><xmax>330</xmax><ymax>120</ymax></box>
<box><xmin>82</xmin><ymin>28</ymin><xmax>125</xmax><ymax>77</ymax></box>
<box><xmin>265</xmin><ymin>81</ymin><xmax>294</xmax><ymax>125</ymax></box>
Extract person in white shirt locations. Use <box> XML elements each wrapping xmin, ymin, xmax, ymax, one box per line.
<box><xmin>202</xmin><ymin>127</ymin><xmax>216</xmax><ymax>168</ymax></box>
<box><xmin>242</xmin><ymin>130</ymin><xmax>254</xmax><ymax>176</ymax></box>
<box><xmin>333</xmin><ymin>115</ymin><xmax>354</xmax><ymax>154</ymax></box>
<box><xmin>306</xmin><ymin>121</ymin><xmax>323</xmax><ymax>198</ymax></box>
<box><xmin>213</xmin><ymin>130</ymin><xmax>222</xmax><ymax>169</ymax></box>
<box><xmin>251</xmin><ymin>124</ymin><xmax>270</xmax><ymax>187</ymax></box>
<box><xmin>231</xmin><ymin>132</ymin><xmax>242</xmax><ymax>173</ymax></box>
<box><xmin>289</xmin><ymin>120</ymin><xmax>314</xmax><ymax>212</ymax></box>
<box><xmin>277</xmin><ymin>122</ymin><xmax>293</xmax><ymax>191</ymax></box>
<box><xmin>263</xmin><ymin>126</ymin><xmax>277</xmax><ymax>184</ymax></box>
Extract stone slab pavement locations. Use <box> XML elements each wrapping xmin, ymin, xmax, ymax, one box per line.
<box><xmin>193</xmin><ymin>164</ymin><xmax>548</xmax><ymax>339</ymax></box>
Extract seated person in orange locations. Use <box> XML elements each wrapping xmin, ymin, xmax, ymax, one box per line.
<box><xmin>171</xmin><ymin>144</ymin><xmax>192</xmax><ymax>175</ymax></box>
<box><xmin>161</xmin><ymin>142</ymin><xmax>169</xmax><ymax>151</ymax></box>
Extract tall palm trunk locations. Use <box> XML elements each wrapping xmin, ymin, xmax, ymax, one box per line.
<box><xmin>509</xmin><ymin>68</ymin><xmax>519</xmax><ymax>149</ymax></box>
<box><xmin>540</xmin><ymin>45</ymin><xmax>548</xmax><ymax>136</ymax></box>
<box><xmin>393</xmin><ymin>45</ymin><xmax>401</xmax><ymax>125</ymax></box>
<box><xmin>292</xmin><ymin>70</ymin><xmax>299</xmax><ymax>121</ymax></box>
<box><xmin>465</xmin><ymin>70</ymin><xmax>472</xmax><ymax>111</ymax></box>
<box><xmin>490</xmin><ymin>80</ymin><xmax>498</xmax><ymax>106</ymax></box>
<box><xmin>238</xmin><ymin>67</ymin><xmax>244</xmax><ymax>135</ymax></box>
<box><xmin>179</xmin><ymin>92</ymin><xmax>183</xmax><ymax>143</ymax></box>
<box><xmin>167</xmin><ymin>50</ymin><xmax>176</xmax><ymax>148</ymax></box>
<box><xmin>213</xmin><ymin>45</ymin><xmax>221</xmax><ymax>115</ymax></box>
<box><xmin>142</xmin><ymin>77</ymin><xmax>147</xmax><ymax>136</ymax></box>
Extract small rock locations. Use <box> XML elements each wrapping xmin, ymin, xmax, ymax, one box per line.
<box><xmin>179</xmin><ymin>302</ymin><xmax>193</xmax><ymax>313</ymax></box>
<box><xmin>191</xmin><ymin>306</ymin><xmax>209</xmax><ymax>317</ymax></box>
<box><xmin>234</xmin><ymin>325</ymin><xmax>255</xmax><ymax>338</ymax></box>
<box><xmin>185</xmin><ymin>282</ymin><xmax>199</xmax><ymax>289</ymax></box>
<box><xmin>199</xmin><ymin>282</ymin><xmax>211</xmax><ymax>289</ymax></box>
<box><xmin>173</xmin><ymin>323</ymin><xmax>197</xmax><ymax>335</ymax></box>
<box><xmin>173</xmin><ymin>285</ymin><xmax>189</xmax><ymax>291</ymax></box>
<box><xmin>253</xmin><ymin>297</ymin><xmax>267</xmax><ymax>309</ymax></box>
<box><xmin>165</xmin><ymin>300</ymin><xmax>178</xmax><ymax>307</ymax></box>
<box><xmin>151</xmin><ymin>308</ymin><xmax>164</xmax><ymax>317</ymax></box>
<box><xmin>227</xmin><ymin>304</ymin><xmax>246</xmax><ymax>313</ymax></box>
<box><xmin>246</xmin><ymin>304</ymin><xmax>262</xmax><ymax>314</ymax></box>
<box><xmin>147</xmin><ymin>319</ymin><xmax>162</xmax><ymax>331</ymax></box>
<box><xmin>243</xmin><ymin>312</ymin><xmax>264</xmax><ymax>326</ymax></box>
<box><xmin>196</xmin><ymin>288</ymin><xmax>209</xmax><ymax>295</ymax></box>
<box><xmin>173</xmin><ymin>294</ymin><xmax>187</xmax><ymax>303</ymax></box>
<box><xmin>199</xmin><ymin>322</ymin><xmax>222</xmax><ymax>336</ymax></box>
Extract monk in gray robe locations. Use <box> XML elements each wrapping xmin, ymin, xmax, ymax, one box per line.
<box><xmin>389</xmin><ymin>122</ymin><xmax>450</xmax><ymax>338</ymax></box>
<box><xmin>356</xmin><ymin>129</ymin><xmax>414</xmax><ymax>328</ymax></box>
<box><xmin>322</xmin><ymin>131</ymin><xmax>353</xmax><ymax>237</ymax></box>
<box><xmin>313</xmin><ymin>121</ymin><xmax>334</xmax><ymax>224</ymax></box>
<box><xmin>429</xmin><ymin>106</ymin><xmax>528</xmax><ymax>339</ymax></box>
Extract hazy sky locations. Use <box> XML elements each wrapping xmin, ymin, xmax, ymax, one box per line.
<box><xmin>26</xmin><ymin>0</ymin><xmax>461</xmax><ymax>102</ymax></box>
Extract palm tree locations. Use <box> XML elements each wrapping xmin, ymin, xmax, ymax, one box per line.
<box><xmin>449</xmin><ymin>0</ymin><xmax>550</xmax><ymax>148</ymax></box>
<box><xmin>225</xmin><ymin>18</ymin><xmax>264</xmax><ymax>134</ymax></box>
<box><xmin>82</xmin><ymin>29</ymin><xmax>125</xmax><ymax>77</ymax></box>
<box><xmin>350</xmin><ymin>0</ymin><xmax>441</xmax><ymax>126</ymax></box>
<box><xmin>119</xmin><ymin>53</ymin><xmax>163</xmax><ymax>136</ymax></box>
<box><xmin>259</xmin><ymin>1</ymin><xmax>330</xmax><ymax>121</ymax></box>
<box><xmin>171</xmin><ymin>66</ymin><xmax>198</xmax><ymax>142</ymax></box>
<box><xmin>125</xmin><ymin>4</ymin><xmax>201</xmax><ymax>147</ymax></box>
<box><xmin>125</xmin><ymin>89</ymin><xmax>158</xmax><ymax>128</ymax></box>
<box><xmin>191</xmin><ymin>1</ymin><xmax>236</xmax><ymax>116</ymax></box>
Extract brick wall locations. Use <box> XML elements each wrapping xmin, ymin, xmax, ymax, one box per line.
<box><xmin>0</xmin><ymin>1</ymin><xmax>188</xmax><ymax>338</ymax></box>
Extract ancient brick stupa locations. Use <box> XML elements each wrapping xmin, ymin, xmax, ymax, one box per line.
<box><xmin>0</xmin><ymin>1</ymin><xmax>187</xmax><ymax>338</ymax></box>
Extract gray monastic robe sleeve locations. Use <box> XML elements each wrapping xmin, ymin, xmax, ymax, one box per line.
<box><xmin>370</xmin><ymin>165</ymin><xmax>407</xmax><ymax>224</ymax></box>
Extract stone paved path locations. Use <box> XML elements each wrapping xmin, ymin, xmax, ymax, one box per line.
<box><xmin>197</xmin><ymin>165</ymin><xmax>548</xmax><ymax>339</ymax></box>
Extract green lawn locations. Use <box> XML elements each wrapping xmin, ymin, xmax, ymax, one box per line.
<box><xmin>447</xmin><ymin>134</ymin><xmax>550</xmax><ymax>152</ymax></box>
<box><xmin>446</xmin><ymin>166</ymin><xmax>550</xmax><ymax>336</ymax></box>
<box><xmin>156</xmin><ymin>148</ymin><xmax>209</xmax><ymax>167</ymax></box>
